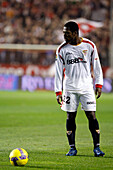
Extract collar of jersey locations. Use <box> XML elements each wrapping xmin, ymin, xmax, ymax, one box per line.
<box><xmin>68</xmin><ymin>37</ymin><xmax>83</xmax><ymax>46</ymax></box>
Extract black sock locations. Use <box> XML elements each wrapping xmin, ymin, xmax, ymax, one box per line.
<box><xmin>89</xmin><ymin>118</ymin><xmax>100</xmax><ymax>149</ymax></box>
<box><xmin>66</xmin><ymin>118</ymin><xmax>76</xmax><ymax>149</ymax></box>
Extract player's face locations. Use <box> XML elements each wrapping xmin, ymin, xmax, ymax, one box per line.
<box><xmin>63</xmin><ymin>27</ymin><xmax>76</xmax><ymax>43</ymax></box>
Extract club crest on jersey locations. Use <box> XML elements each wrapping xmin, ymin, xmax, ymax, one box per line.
<box><xmin>82</xmin><ymin>50</ymin><xmax>87</xmax><ymax>56</ymax></box>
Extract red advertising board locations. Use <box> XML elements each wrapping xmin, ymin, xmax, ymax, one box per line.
<box><xmin>0</xmin><ymin>64</ymin><xmax>55</xmax><ymax>77</ymax></box>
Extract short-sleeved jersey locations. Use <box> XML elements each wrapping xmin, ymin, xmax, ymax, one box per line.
<box><xmin>55</xmin><ymin>38</ymin><xmax>103</xmax><ymax>93</ymax></box>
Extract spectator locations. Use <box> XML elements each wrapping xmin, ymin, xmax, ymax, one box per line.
<box><xmin>0</xmin><ymin>0</ymin><xmax>110</xmax><ymax>67</ymax></box>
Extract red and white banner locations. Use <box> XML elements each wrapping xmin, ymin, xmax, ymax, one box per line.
<box><xmin>74</xmin><ymin>18</ymin><xmax>103</xmax><ymax>36</ymax></box>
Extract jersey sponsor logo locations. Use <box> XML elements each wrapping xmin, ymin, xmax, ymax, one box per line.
<box><xmin>87</xmin><ymin>101</ymin><xmax>96</xmax><ymax>104</ymax></box>
<box><xmin>67</xmin><ymin>58</ymin><xmax>87</xmax><ymax>65</ymax></box>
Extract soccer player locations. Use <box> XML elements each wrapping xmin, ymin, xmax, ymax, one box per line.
<box><xmin>55</xmin><ymin>21</ymin><xmax>105</xmax><ymax>157</ymax></box>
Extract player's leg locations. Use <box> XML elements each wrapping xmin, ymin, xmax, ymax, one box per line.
<box><xmin>80</xmin><ymin>91</ymin><xmax>99</xmax><ymax>149</ymax></box>
<box><xmin>61</xmin><ymin>91</ymin><xmax>79</xmax><ymax>156</ymax></box>
<box><xmin>80</xmin><ymin>89</ymin><xmax>105</xmax><ymax>157</ymax></box>
<box><xmin>85</xmin><ymin>111</ymin><xmax>100</xmax><ymax>148</ymax></box>
<box><xmin>66</xmin><ymin>111</ymin><xmax>77</xmax><ymax>156</ymax></box>
<box><xmin>85</xmin><ymin>111</ymin><xmax>105</xmax><ymax>157</ymax></box>
<box><xmin>66</xmin><ymin>111</ymin><xmax>77</xmax><ymax>149</ymax></box>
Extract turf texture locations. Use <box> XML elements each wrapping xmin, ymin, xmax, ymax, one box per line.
<box><xmin>0</xmin><ymin>91</ymin><xmax>113</xmax><ymax>169</ymax></box>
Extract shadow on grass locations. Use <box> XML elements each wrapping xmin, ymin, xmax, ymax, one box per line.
<box><xmin>30</xmin><ymin>150</ymin><xmax>113</xmax><ymax>159</ymax></box>
<box><xmin>76</xmin><ymin>154</ymin><xmax>113</xmax><ymax>159</ymax></box>
<box><xmin>1</xmin><ymin>165</ymin><xmax>60</xmax><ymax>169</ymax></box>
<box><xmin>25</xmin><ymin>165</ymin><xmax>60</xmax><ymax>169</ymax></box>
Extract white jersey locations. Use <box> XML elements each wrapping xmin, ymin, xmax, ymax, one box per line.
<box><xmin>55</xmin><ymin>38</ymin><xmax>103</xmax><ymax>93</ymax></box>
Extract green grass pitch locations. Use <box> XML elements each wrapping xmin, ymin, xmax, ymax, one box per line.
<box><xmin>0</xmin><ymin>90</ymin><xmax>113</xmax><ymax>169</ymax></box>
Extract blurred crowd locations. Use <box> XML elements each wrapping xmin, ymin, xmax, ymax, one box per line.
<box><xmin>0</xmin><ymin>0</ymin><xmax>111</xmax><ymax>66</ymax></box>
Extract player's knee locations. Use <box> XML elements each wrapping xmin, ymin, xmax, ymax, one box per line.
<box><xmin>67</xmin><ymin>111</ymin><xmax>76</xmax><ymax>120</ymax></box>
<box><xmin>85</xmin><ymin>111</ymin><xmax>96</xmax><ymax>120</ymax></box>
<box><xmin>66</xmin><ymin>118</ymin><xmax>76</xmax><ymax>131</ymax></box>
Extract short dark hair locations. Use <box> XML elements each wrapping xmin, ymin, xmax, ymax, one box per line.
<box><xmin>64</xmin><ymin>21</ymin><xmax>79</xmax><ymax>35</ymax></box>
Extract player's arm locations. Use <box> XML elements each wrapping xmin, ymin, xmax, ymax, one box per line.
<box><xmin>54</xmin><ymin>51</ymin><xmax>64</xmax><ymax>105</ymax></box>
<box><xmin>56</xmin><ymin>92</ymin><xmax>63</xmax><ymax>105</ymax></box>
<box><xmin>91</xmin><ymin>44</ymin><xmax>103</xmax><ymax>99</ymax></box>
<box><xmin>95</xmin><ymin>85</ymin><xmax>102</xmax><ymax>99</ymax></box>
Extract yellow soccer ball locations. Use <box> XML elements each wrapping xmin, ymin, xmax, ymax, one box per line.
<box><xmin>9</xmin><ymin>148</ymin><xmax>28</xmax><ymax>166</ymax></box>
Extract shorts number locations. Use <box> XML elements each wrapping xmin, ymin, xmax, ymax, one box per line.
<box><xmin>63</xmin><ymin>95</ymin><xmax>70</xmax><ymax>104</ymax></box>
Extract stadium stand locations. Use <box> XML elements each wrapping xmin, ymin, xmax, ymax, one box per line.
<box><xmin>0</xmin><ymin>0</ymin><xmax>110</xmax><ymax>67</ymax></box>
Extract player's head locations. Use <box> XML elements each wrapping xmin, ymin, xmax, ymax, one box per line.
<box><xmin>63</xmin><ymin>21</ymin><xmax>79</xmax><ymax>43</ymax></box>
<box><xmin>63</xmin><ymin>21</ymin><xmax>79</xmax><ymax>35</ymax></box>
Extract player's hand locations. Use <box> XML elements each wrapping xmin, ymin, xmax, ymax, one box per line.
<box><xmin>95</xmin><ymin>87</ymin><xmax>102</xmax><ymax>99</ymax></box>
<box><xmin>56</xmin><ymin>95</ymin><xmax>63</xmax><ymax>105</ymax></box>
